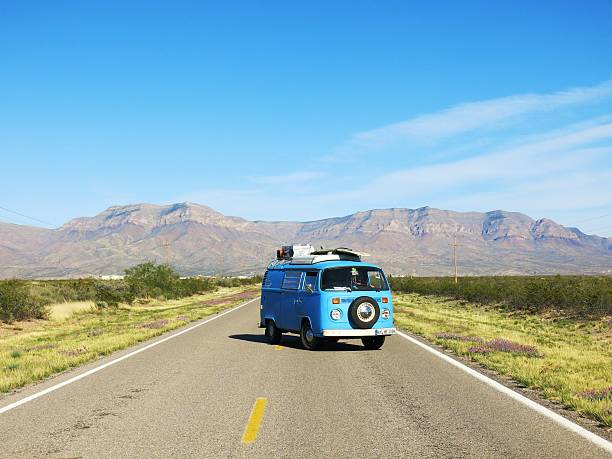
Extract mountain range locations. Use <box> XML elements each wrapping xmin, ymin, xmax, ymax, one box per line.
<box><xmin>0</xmin><ymin>202</ymin><xmax>611</xmax><ymax>278</ymax></box>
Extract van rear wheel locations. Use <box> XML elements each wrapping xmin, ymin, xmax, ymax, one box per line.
<box><xmin>300</xmin><ymin>321</ymin><xmax>321</xmax><ymax>351</ymax></box>
<box><xmin>265</xmin><ymin>320</ymin><xmax>281</xmax><ymax>344</ymax></box>
<box><xmin>362</xmin><ymin>336</ymin><xmax>385</xmax><ymax>350</ymax></box>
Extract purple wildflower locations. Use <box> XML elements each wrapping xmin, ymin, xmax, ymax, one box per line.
<box><xmin>59</xmin><ymin>345</ymin><xmax>89</xmax><ymax>357</ymax></box>
<box><xmin>434</xmin><ymin>332</ymin><xmax>484</xmax><ymax>343</ymax></box>
<box><xmin>141</xmin><ymin>319</ymin><xmax>170</xmax><ymax>329</ymax></box>
<box><xmin>485</xmin><ymin>339</ymin><xmax>540</xmax><ymax>357</ymax></box>
<box><xmin>468</xmin><ymin>346</ymin><xmax>493</xmax><ymax>354</ymax></box>
<box><xmin>27</xmin><ymin>343</ymin><xmax>56</xmax><ymax>351</ymax></box>
<box><xmin>579</xmin><ymin>387</ymin><xmax>612</xmax><ymax>401</ymax></box>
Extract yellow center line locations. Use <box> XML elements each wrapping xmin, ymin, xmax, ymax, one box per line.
<box><xmin>241</xmin><ymin>397</ymin><xmax>267</xmax><ymax>444</ymax></box>
<box><xmin>274</xmin><ymin>345</ymin><xmax>283</xmax><ymax>350</ymax></box>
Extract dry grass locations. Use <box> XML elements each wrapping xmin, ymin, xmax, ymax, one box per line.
<box><xmin>48</xmin><ymin>301</ymin><xmax>96</xmax><ymax>321</ymax></box>
<box><xmin>394</xmin><ymin>293</ymin><xmax>612</xmax><ymax>427</ymax></box>
<box><xmin>0</xmin><ymin>286</ymin><xmax>257</xmax><ymax>394</ymax></box>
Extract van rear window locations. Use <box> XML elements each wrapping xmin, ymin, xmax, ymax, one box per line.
<box><xmin>321</xmin><ymin>267</ymin><xmax>388</xmax><ymax>291</ymax></box>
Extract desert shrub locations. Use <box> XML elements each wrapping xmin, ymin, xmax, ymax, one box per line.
<box><xmin>0</xmin><ymin>280</ymin><xmax>48</xmax><ymax>322</ymax></box>
<box><xmin>174</xmin><ymin>277</ymin><xmax>216</xmax><ymax>296</ymax></box>
<box><xmin>214</xmin><ymin>275</ymin><xmax>262</xmax><ymax>288</ymax></box>
<box><xmin>389</xmin><ymin>275</ymin><xmax>612</xmax><ymax>317</ymax></box>
<box><xmin>123</xmin><ymin>263</ymin><xmax>222</xmax><ymax>299</ymax></box>
<box><xmin>1</xmin><ymin>262</ymin><xmax>259</xmax><ymax>322</ymax></box>
<box><xmin>124</xmin><ymin>262</ymin><xmax>179</xmax><ymax>299</ymax></box>
<box><xmin>94</xmin><ymin>280</ymin><xmax>134</xmax><ymax>306</ymax></box>
<box><xmin>28</xmin><ymin>278</ymin><xmax>98</xmax><ymax>305</ymax></box>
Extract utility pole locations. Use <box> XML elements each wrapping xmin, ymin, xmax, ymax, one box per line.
<box><xmin>405</xmin><ymin>255</ymin><xmax>418</xmax><ymax>277</ymax></box>
<box><xmin>451</xmin><ymin>235</ymin><xmax>459</xmax><ymax>284</ymax></box>
<box><xmin>162</xmin><ymin>241</ymin><xmax>171</xmax><ymax>266</ymax></box>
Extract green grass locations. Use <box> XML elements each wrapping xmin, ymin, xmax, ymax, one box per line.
<box><xmin>0</xmin><ymin>262</ymin><xmax>263</xmax><ymax>323</ymax></box>
<box><xmin>394</xmin><ymin>293</ymin><xmax>612</xmax><ymax>427</ymax></box>
<box><xmin>390</xmin><ymin>275</ymin><xmax>612</xmax><ymax>317</ymax></box>
<box><xmin>0</xmin><ymin>286</ymin><xmax>258</xmax><ymax>394</ymax></box>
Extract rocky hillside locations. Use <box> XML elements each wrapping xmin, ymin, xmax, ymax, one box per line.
<box><xmin>0</xmin><ymin>203</ymin><xmax>610</xmax><ymax>278</ymax></box>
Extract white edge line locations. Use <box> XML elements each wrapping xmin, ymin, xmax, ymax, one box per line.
<box><xmin>0</xmin><ymin>297</ymin><xmax>260</xmax><ymax>416</ymax></box>
<box><xmin>395</xmin><ymin>330</ymin><xmax>612</xmax><ymax>454</ymax></box>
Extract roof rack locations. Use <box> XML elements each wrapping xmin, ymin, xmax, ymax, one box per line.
<box><xmin>310</xmin><ymin>247</ymin><xmax>369</xmax><ymax>258</ymax></box>
<box><xmin>269</xmin><ymin>245</ymin><xmax>367</xmax><ymax>267</ymax></box>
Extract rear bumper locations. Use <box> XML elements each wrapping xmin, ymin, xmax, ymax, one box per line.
<box><xmin>321</xmin><ymin>328</ymin><xmax>395</xmax><ymax>337</ymax></box>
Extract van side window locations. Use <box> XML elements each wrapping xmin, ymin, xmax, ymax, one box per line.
<box><xmin>262</xmin><ymin>271</ymin><xmax>272</xmax><ymax>288</ymax></box>
<box><xmin>304</xmin><ymin>272</ymin><xmax>318</xmax><ymax>291</ymax></box>
<box><xmin>281</xmin><ymin>271</ymin><xmax>302</xmax><ymax>290</ymax></box>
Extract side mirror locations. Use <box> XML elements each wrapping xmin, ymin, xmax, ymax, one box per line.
<box><xmin>305</xmin><ymin>284</ymin><xmax>314</xmax><ymax>294</ymax></box>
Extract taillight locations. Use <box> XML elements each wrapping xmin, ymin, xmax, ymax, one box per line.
<box><xmin>382</xmin><ymin>297</ymin><xmax>389</xmax><ymax>304</ymax></box>
<box><xmin>332</xmin><ymin>297</ymin><xmax>340</xmax><ymax>304</ymax></box>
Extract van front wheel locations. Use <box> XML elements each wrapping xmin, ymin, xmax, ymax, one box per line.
<box><xmin>265</xmin><ymin>320</ymin><xmax>282</xmax><ymax>345</ymax></box>
<box><xmin>362</xmin><ymin>336</ymin><xmax>385</xmax><ymax>350</ymax></box>
<box><xmin>300</xmin><ymin>321</ymin><xmax>321</xmax><ymax>351</ymax></box>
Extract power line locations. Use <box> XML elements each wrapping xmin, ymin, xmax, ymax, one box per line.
<box><xmin>584</xmin><ymin>221</ymin><xmax>612</xmax><ymax>233</ymax></box>
<box><xmin>0</xmin><ymin>214</ymin><xmax>23</xmax><ymax>225</ymax></box>
<box><xmin>588</xmin><ymin>226</ymin><xmax>612</xmax><ymax>236</ymax></box>
<box><xmin>0</xmin><ymin>205</ymin><xmax>56</xmax><ymax>227</ymax></box>
<box><xmin>573</xmin><ymin>211</ymin><xmax>612</xmax><ymax>224</ymax></box>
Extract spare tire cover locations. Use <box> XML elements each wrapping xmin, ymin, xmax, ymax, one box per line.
<box><xmin>348</xmin><ymin>296</ymin><xmax>380</xmax><ymax>329</ymax></box>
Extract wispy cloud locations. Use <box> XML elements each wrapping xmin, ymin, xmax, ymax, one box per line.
<box><xmin>443</xmin><ymin>169</ymin><xmax>612</xmax><ymax>215</ymax></box>
<box><xmin>327</xmin><ymin>121</ymin><xmax>612</xmax><ymax>201</ymax></box>
<box><xmin>183</xmin><ymin>81</ymin><xmax>612</xmax><ymax>234</ymax></box>
<box><xmin>346</xmin><ymin>80</ymin><xmax>612</xmax><ymax>150</ymax></box>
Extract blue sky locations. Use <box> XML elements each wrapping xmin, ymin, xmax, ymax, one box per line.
<box><xmin>1</xmin><ymin>1</ymin><xmax>612</xmax><ymax>236</ymax></box>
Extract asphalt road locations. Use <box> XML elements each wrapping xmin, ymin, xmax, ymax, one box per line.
<box><xmin>0</xmin><ymin>297</ymin><xmax>609</xmax><ymax>458</ymax></box>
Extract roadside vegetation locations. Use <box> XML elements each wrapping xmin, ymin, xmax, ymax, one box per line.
<box><xmin>0</xmin><ymin>263</ymin><xmax>261</xmax><ymax>393</ymax></box>
<box><xmin>389</xmin><ymin>275</ymin><xmax>612</xmax><ymax>317</ymax></box>
<box><xmin>0</xmin><ymin>286</ymin><xmax>258</xmax><ymax>393</ymax></box>
<box><xmin>0</xmin><ymin>262</ymin><xmax>261</xmax><ymax>323</ymax></box>
<box><xmin>393</xmin><ymin>293</ymin><xmax>612</xmax><ymax>427</ymax></box>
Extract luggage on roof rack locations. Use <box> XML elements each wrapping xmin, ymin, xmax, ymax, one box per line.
<box><xmin>271</xmin><ymin>245</ymin><xmax>368</xmax><ymax>266</ymax></box>
<box><xmin>310</xmin><ymin>247</ymin><xmax>369</xmax><ymax>257</ymax></box>
<box><xmin>276</xmin><ymin>244</ymin><xmax>314</xmax><ymax>260</ymax></box>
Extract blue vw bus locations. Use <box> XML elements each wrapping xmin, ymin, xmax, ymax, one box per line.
<box><xmin>259</xmin><ymin>246</ymin><xmax>395</xmax><ymax>350</ymax></box>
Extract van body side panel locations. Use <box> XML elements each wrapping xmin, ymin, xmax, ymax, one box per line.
<box><xmin>296</xmin><ymin>271</ymin><xmax>320</xmax><ymax>332</ymax></box>
<box><xmin>260</xmin><ymin>269</ymin><xmax>284</xmax><ymax>327</ymax></box>
<box><xmin>280</xmin><ymin>291</ymin><xmax>298</xmax><ymax>331</ymax></box>
<box><xmin>279</xmin><ymin>270</ymin><xmax>303</xmax><ymax>331</ymax></box>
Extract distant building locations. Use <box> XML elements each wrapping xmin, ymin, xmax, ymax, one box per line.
<box><xmin>98</xmin><ymin>274</ymin><xmax>125</xmax><ymax>280</ymax></box>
